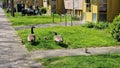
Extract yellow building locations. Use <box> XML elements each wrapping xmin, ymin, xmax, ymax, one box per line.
<box><xmin>64</xmin><ymin>0</ymin><xmax>83</xmax><ymax>16</ymax></box>
<box><xmin>13</xmin><ymin>0</ymin><xmax>120</xmax><ymax>22</ymax></box>
<box><xmin>42</xmin><ymin>0</ymin><xmax>65</xmax><ymax>14</ymax></box>
<box><xmin>83</xmin><ymin>0</ymin><xmax>120</xmax><ymax>22</ymax></box>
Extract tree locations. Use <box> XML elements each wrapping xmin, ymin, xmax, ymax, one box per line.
<box><xmin>11</xmin><ymin>0</ymin><xmax>15</xmax><ymax>17</ymax></box>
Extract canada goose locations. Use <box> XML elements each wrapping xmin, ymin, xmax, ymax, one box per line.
<box><xmin>53</xmin><ymin>32</ymin><xmax>63</xmax><ymax>43</ymax></box>
<box><xmin>85</xmin><ymin>48</ymin><xmax>90</xmax><ymax>54</ymax></box>
<box><xmin>27</xmin><ymin>26</ymin><xmax>35</xmax><ymax>43</ymax></box>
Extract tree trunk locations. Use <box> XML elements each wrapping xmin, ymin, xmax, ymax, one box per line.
<box><xmin>11</xmin><ymin>0</ymin><xmax>15</xmax><ymax>17</ymax></box>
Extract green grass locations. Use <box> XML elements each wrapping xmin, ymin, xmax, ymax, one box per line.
<box><xmin>6</xmin><ymin>12</ymin><xmax>71</xmax><ymax>26</ymax></box>
<box><xmin>39</xmin><ymin>53</ymin><xmax>120</xmax><ymax>68</ymax></box>
<box><xmin>17</xmin><ymin>26</ymin><xmax>120</xmax><ymax>51</ymax></box>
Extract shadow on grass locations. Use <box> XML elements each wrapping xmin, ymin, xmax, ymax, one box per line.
<box><xmin>57</xmin><ymin>42</ymin><xmax>68</xmax><ymax>48</ymax></box>
<box><xmin>31</xmin><ymin>41</ymin><xmax>40</xmax><ymax>46</ymax></box>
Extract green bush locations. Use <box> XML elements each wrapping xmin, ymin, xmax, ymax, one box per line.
<box><xmin>113</xmin><ymin>14</ymin><xmax>120</xmax><ymax>23</ymax></box>
<box><xmin>82</xmin><ymin>22</ymin><xmax>95</xmax><ymax>28</ymax></box>
<box><xmin>83</xmin><ymin>22</ymin><xmax>109</xmax><ymax>29</ymax></box>
<box><xmin>111</xmin><ymin>21</ymin><xmax>120</xmax><ymax>42</ymax></box>
<box><xmin>111</xmin><ymin>14</ymin><xmax>120</xmax><ymax>42</ymax></box>
<box><xmin>95</xmin><ymin>22</ymin><xmax>109</xmax><ymax>29</ymax></box>
<box><xmin>72</xmin><ymin>16</ymin><xmax>80</xmax><ymax>21</ymax></box>
<box><xmin>40</xmin><ymin>7</ymin><xmax>47</xmax><ymax>14</ymax></box>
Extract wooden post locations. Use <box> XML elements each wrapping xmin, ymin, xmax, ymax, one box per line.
<box><xmin>11</xmin><ymin>0</ymin><xmax>15</xmax><ymax>17</ymax></box>
<box><xmin>60</xmin><ymin>14</ymin><xmax>62</xmax><ymax>22</ymax></box>
<box><xmin>65</xmin><ymin>14</ymin><xmax>67</xmax><ymax>26</ymax></box>
<box><xmin>71</xmin><ymin>14</ymin><xmax>73</xmax><ymax>26</ymax></box>
<box><xmin>52</xmin><ymin>13</ymin><xmax>54</xmax><ymax>23</ymax></box>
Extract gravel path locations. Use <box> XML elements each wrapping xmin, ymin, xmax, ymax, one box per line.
<box><xmin>30</xmin><ymin>46</ymin><xmax>120</xmax><ymax>59</ymax></box>
<box><xmin>14</xmin><ymin>21</ymin><xmax>85</xmax><ymax>30</ymax></box>
<box><xmin>0</xmin><ymin>8</ymin><xmax>43</xmax><ymax>68</ymax></box>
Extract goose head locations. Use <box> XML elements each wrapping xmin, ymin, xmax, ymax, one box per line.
<box><xmin>51</xmin><ymin>31</ymin><xmax>58</xmax><ymax>35</ymax></box>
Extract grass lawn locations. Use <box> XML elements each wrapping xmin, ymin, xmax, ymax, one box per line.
<box><xmin>39</xmin><ymin>53</ymin><xmax>120</xmax><ymax>68</ymax></box>
<box><xmin>17</xmin><ymin>26</ymin><xmax>120</xmax><ymax>51</ymax></box>
<box><xmin>6</xmin><ymin>12</ymin><xmax>71</xmax><ymax>26</ymax></box>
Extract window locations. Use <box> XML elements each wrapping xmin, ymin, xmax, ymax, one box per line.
<box><xmin>86</xmin><ymin>0</ymin><xmax>90</xmax><ymax>3</ymax></box>
<box><xmin>99</xmin><ymin>4</ymin><xmax>107</xmax><ymax>12</ymax></box>
<box><xmin>92</xmin><ymin>13</ymin><xmax>97</xmax><ymax>22</ymax></box>
<box><xmin>86</xmin><ymin>0</ymin><xmax>91</xmax><ymax>12</ymax></box>
<box><xmin>99</xmin><ymin>13</ymin><xmax>107</xmax><ymax>21</ymax></box>
<box><xmin>86</xmin><ymin>3</ymin><xmax>91</xmax><ymax>12</ymax></box>
<box><xmin>100</xmin><ymin>0</ymin><xmax>107</xmax><ymax>4</ymax></box>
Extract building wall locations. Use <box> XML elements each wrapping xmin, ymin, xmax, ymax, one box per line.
<box><xmin>83</xmin><ymin>0</ymin><xmax>98</xmax><ymax>22</ymax></box>
<box><xmin>83</xmin><ymin>0</ymin><xmax>120</xmax><ymax>22</ymax></box>
<box><xmin>41</xmin><ymin>0</ymin><xmax>65</xmax><ymax>14</ymax></box>
<box><xmin>66</xmin><ymin>9</ymin><xmax>82</xmax><ymax>17</ymax></box>
<box><xmin>13</xmin><ymin>0</ymin><xmax>120</xmax><ymax>22</ymax></box>
<box><xmin>56</xmin><ymin>0</ymin><xmax>65</xmax><ymax>14</ymax></box>
<box><xmin>64</xmin><ymin>0</ymin><xmax>83</xmax><ymax>18</ymax></box>
<box><xmin>39</xmin><ymin>0</ymin><xmax>43</xmax><ymax>7</ymax></box>
<box><xmin>14</xmin><ymin>0</ymin><xmax>43</xmax><ymax>8</ymax></box>
<box><xmin>107</xmin><ymin>0</ymin><xmax>120</xmax><ymax>21</ymax></box>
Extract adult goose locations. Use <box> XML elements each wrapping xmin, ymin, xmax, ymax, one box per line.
<box><xmin>27</xmin><ymin>26</ymin><xmax>36</xmax><ymax>43</ymax></box>
<box><xmin>53</xmin><ymin>32</ymin><xmax>63</xmax><ymax>43</ymax></box>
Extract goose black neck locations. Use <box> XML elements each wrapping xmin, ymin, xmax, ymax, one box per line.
<box><xmin>54</xmin><ymin>32</ymin><xmax>57</xmax><ymax>35</ymax></box>
<box><xmin>31</xmin><ymin>27</ymin><xmax>34</xmax><ymax>34</ymax></box>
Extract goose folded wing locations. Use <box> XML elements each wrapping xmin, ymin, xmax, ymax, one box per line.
<box><xmin>28</xmin><ymin>34</ymin><xmax>35</xmax><ymax>42</ymax></box>
<box><xmin>54</xmin><ymin>35</ymin><xmax>63</xmax><ymax>42</ymax></box>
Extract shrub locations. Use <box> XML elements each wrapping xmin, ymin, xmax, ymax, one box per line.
<box><xmin>95</xmin><ymin>22</ymin><xmax>109</xmax><ymax>29</ymax></box>
<box><xmin>83</xmin><ymin>22</ymin><xmax>109</xmax><ymax>29</ymax></box>
<box><xmin>72</xmin><ymin>16</ymin><xmax>80</xmax><ymax>21</ymax></box>
<box><xmin>40</xmin><ymin>7</ymin><xmax>47</xmax><ymax>14</ymax></box>
<box><xmin>113</xmin><ymin>14</ymin><xmax>120</xmax><ymax>23</ymax></box>
<box><xmin>111</xmin><ymin>14</ymin><xmax>120</xmax><ymax>42</ymax></box>
<box><xmin>82</xmin><ymin>22</ymin><xmax>95</xmax><ymax>28</ymax></box>
<box><xmin>111</xmin><ymin>21</ymin><xmax>120</xmax><ymax>42</ymax></box>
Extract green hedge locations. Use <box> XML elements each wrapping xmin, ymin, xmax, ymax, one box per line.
<box><xmin>111</xmin><ymin>14</ymin><xmax>120</xmax><ymax>42</ymax></box>
<box><xmin>82</xmin><ymin>22</ymin><xmax>109</xmax><ymax>29</ymax></box>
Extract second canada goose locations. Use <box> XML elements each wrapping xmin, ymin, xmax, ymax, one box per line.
<box><xmin>53</xmin><ymin>32</ymin><xmax>63</xmax><ymax>43</ymax></box>
<box><xmin>27</xmin><ymin>26</ymin><xmax>36</xmax><ymax>43</ymax></box>
<box><xmin>85</xmin><ymin>48</ymin><xmax>90</xmax><ymax>54</ymax></box>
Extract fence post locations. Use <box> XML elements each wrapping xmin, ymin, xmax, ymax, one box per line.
<box><xmin>65</xmin><ymin>14</ymin><xmax>67</xmax><ymax>26</ymax></box>
<box><xmin>60</xmin><ymin>14</ymin><xmax>62</xmax><ymax>22</ymax></box>
<box><xmin>52</xmin><ymin>13</ymin><xmax>54</xmax><ymax>23</ymax></box>
<box><xmin>71</xmin><ymin>14</ymin><xmax>73</xmax><ymax>26</ymax></box>
<box><xmin>11</xmin><ymin>0</ymin><xmax>15</xmax><ymax>17</ymax></box>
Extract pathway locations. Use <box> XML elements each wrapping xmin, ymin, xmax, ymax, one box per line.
<box><xmin>30</xmin><ymin>46</ymin><xmax>120</xmax><ymax>59</ymax></box>
<box><xmin>14</xmin><ymin>21</ymin><xmax>85</xmax><ymax>30</ymax></box>
<box><xmin>0</xmin><ymin>8</ymin><xmax>43</xmax><ymax>68</ymax></box>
